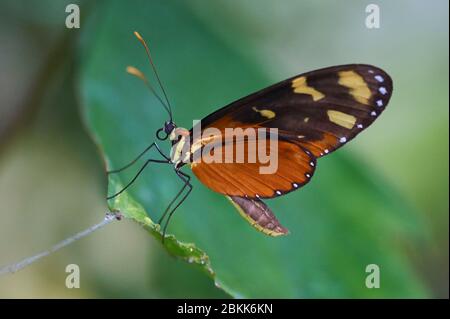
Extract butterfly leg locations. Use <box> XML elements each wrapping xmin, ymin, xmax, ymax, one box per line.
<box><xmin>159</xmin><ymin>169</ymin><xmax>192</xmax><ymax>241</ymax></box>
<box><xmin>107</xmin><ymin>157</ymin><xmax>170</xmax><ymax>200</ymax></box>
<box><xmin>157</xmin><ymin>169</ymin><xmax>191</xmax><ymax>225</ymax></box>
<box><xmin>107</xmin><ymin>142</ymin><xmax>169</xmax><ymax>174</ymax></box>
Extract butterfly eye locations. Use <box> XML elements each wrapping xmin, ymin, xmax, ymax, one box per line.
<box><xmin>164</xmin><ymin>121</ymin><xmax>176</xmax><ymax>134</ymax></box>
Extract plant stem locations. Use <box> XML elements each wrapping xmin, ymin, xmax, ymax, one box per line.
<box><xmin>0</xmin><ymin>212</ymin><xmax>120</xmax><ymax>276</ymax></box>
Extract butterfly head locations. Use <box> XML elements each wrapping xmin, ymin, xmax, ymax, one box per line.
<box><xmin>164</xmin><ymin>120</ymin><xmax>176</xmax><ymax>135</ymax></box>
<box><xmin>156</xmin><ymin>120</ymin><xmax>176</xmax><ymax>141</ymax></box>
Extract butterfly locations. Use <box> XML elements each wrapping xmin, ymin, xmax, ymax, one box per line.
<box><xmin>107</xmin><ymin>32</ymin><xmax>393</xmax><ymax>238</ymax></box>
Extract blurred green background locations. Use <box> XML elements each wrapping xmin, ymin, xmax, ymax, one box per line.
<box><xmin>0</xmin><ymin>0</ymin><xmax>448</xmax><ymax>298</ymax></box>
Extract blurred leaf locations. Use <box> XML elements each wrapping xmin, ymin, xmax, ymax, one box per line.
<box><xmin>78</xmin><ymin>0</ymin><xmax>429</xmax><ymax>297</ymax></box>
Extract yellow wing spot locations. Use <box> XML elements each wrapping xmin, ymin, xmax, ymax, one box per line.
<box><xmin>291</xmin><ymin>76</ymin><xmax>325</xmax><ymax>101</ymax></box>
<box><xmin>252</xmin><ymin>107</ymin><xmax>276</xmax><ymax>119</ymax></box>
<box><xmin>338</xmin><ymin>71</ymin><xmax>371</xmax><ymax>104</ymax></box>
<box><xmin>327</xmin><ymin>110</ymin><xmax>357</xmax><ymax>129</ymax></box>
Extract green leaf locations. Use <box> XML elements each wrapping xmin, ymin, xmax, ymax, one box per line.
<box><xmin>78</xmin><ymin>0</ymin><xmax>429</xmax><ymax>297</ymax></box>
<box><xmin>107</xmin><ymin>177</ymin><xmax>213</xmax><ymax>278</ymax></box>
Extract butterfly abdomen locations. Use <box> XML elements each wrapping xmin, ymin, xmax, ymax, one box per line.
<box><xmin>227</xmin><ymin>195</ymin><xmax>289</xmax><ymax>236</ymax></box>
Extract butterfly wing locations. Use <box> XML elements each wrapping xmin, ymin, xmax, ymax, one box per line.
<box><xmin>190</xmin><ymin>131</ymin><xmax>315</xmax><ymax>236</ymax></box>
<box><xmin>195</xmin><ymin>64</ymin><xmax>393</xmax><ymax>157</ymax></box>
<box><xmin>189</xmin><ymin>64</ymin><xmax>392</xmax><ymax>236</ymax></box>
<box><xmin>191</xmin><ymin>131</ymin><xmax>316</xmax><ymax>198</ymax></box>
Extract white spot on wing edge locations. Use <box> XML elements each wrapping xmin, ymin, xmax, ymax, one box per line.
<box><xmin>340</xmin><ymin>137</ymin><xmax>347</xmax><ymax>143</ymax></box>
<box><xmin>374</xmin><ymin>75</ymin><xmax>384</xmax><ymax>82</ymax></box>
<box><xmin>379</xmin><ymin>87</ymin><xmax>388</xmax><ymax>95</ymax></box>
<box><xmin>376</xmin><ymin>99</ymin><xmax>383</xmax><ymax>107</ymax></box>
<box><xmin>276</xmin><ymin>190</ymin><xmax>282</xmax><ymax>196</ymax></box>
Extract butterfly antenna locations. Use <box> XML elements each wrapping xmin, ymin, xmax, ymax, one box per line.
<box><xmin>126</xmin><ymin>66</ymin><xmax>171</xmax><ymax>116</ymax></box>
<box><xmin>134</xmin><ymin>31</ymin><xmax>173</xmax><ymax>121</ymax></box>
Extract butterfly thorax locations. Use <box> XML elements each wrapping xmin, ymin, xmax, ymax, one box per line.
<box><xmin>169</xmin><ymin>127</ymin><xmax>191</xmax><ymax>167</ymax></box>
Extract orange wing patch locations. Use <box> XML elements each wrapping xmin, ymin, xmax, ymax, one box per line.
<box><xmin>298</xmin><ymin>132</ymin><xmax>340</xmax><ymax>157</ymax></box>
<box><xmin>191</xmin><ymin>134</ymin><xmax>315</xmax><ymax>199</ymax></box>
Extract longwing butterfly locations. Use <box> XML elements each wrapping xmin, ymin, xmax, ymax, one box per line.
<box><xmin>108</xmin><ymin>32</ymin><xmax>393</xmax><ymax>238</ymax></box>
